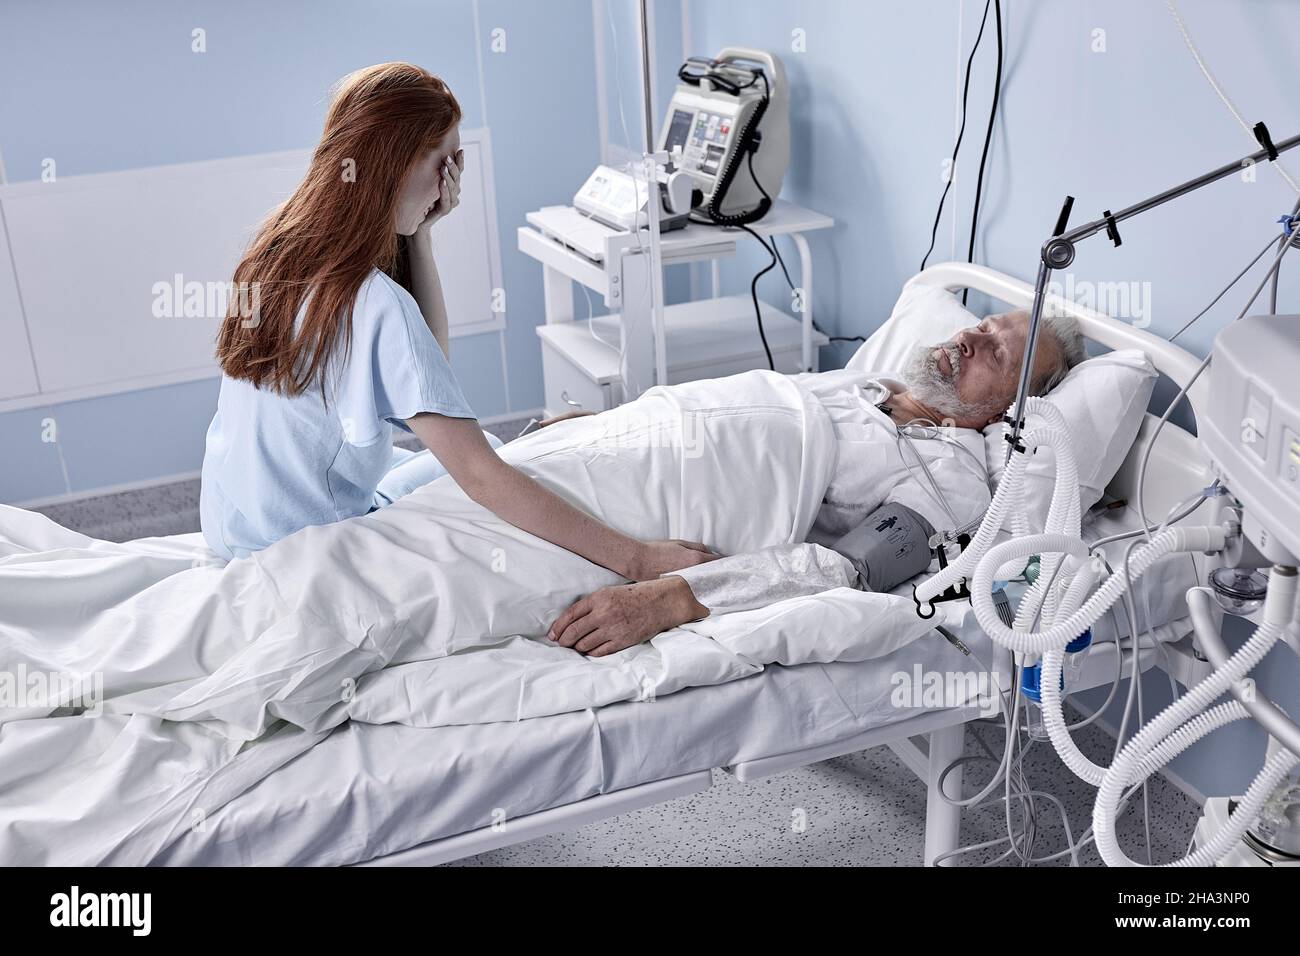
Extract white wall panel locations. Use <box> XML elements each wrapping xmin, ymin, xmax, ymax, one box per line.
<box><xmin>0</xmin><ymin>205</ymin><xmax>40</xmax><ymax>400</ymax></box>
<box><xmin>0</xmin><ymin>128</ymin><xmax>501</xmax><ymax>411</ymax></box>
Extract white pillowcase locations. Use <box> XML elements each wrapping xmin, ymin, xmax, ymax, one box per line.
<box><xmin>847</xmin><ymin>281</ymin><xmax>1158</xmax><ymax>532</ymax></box>
<box><xmin>846</xmin><ymin>282</ymin><xmax>976</xmax><ymax>376</ymax></box>
<box><xmin>984</xmin><ymin>349</ymin><xmax>1156</xmax><ymax>532</ymax></box>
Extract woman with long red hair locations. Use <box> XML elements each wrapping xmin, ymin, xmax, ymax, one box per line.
<box><xmin>201</xmin><ymin>63</ymin><xmax>714</xmax><ymax>583</ymax></box>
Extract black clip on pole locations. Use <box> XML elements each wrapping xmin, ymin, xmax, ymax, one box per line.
<box><xmin>1103</xmin><ymin>210</ymin><xmax>1122</xmax><ymax>247</ymax></box>
<box><xmin>1255</xmin><ymin>122</ymin><xmax>1279</xmax><ymax>162</ymax></box>
<box><xmin>1043</xmin><ymin>194</ymin><xmax>1077</xmax><ymax>269</ymax></box>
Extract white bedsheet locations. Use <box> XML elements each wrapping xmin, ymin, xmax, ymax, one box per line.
<box><xmin>0</xmin><ymin>371</ymin><xmax>945</xmax><ymax>865</ymax></box>
<box><xmin>151</xmin><ymin>597</ymin><xmax>1193</xmax><ymax>867</ymax></box>
<box><xmin>0</xmin><ymin>368</ymin><xmax>1200</xmax><ymax>866</ymax></box>
<box><xmin>156</xmin><ymin>625</ymin><xmax>1005</xmax><ymax>866</ymax></box>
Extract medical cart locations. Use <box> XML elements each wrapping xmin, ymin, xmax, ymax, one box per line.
<box><xmin>518</xmin><ymin>198</ymin><xmax>833</xmax><ymax>416</ymax></box>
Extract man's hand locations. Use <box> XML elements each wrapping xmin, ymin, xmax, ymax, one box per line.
<box><xmin>548</xmin><ymin>576</ymin><xmax>708</xmax><ymax>657</ymax></box>
<box><xmin>628</xmin><ymin>538</ymin><xmax>720</xmax><ymax>581</ymax></box>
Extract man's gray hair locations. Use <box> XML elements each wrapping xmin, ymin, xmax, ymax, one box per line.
<box><xmin>1029</xmin><ymin>310</ymin><xmax>1086</xmax><ymax>396</ymax></box>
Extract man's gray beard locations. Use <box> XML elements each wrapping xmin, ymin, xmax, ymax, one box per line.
<box><xmin>902</xmin><ymin>343</ymin><xmax>992</xmax><ymax>425</ymax></box>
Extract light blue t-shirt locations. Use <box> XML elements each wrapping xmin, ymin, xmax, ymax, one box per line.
<box><xmin>199</xmin><ymin>269</ymin><xmax>475</xmax><ymax>559</ymax></box>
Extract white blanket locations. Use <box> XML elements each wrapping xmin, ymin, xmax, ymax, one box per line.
<box><xmin>0</xmin><ymin>371</ymin><xmax>938</xmax><ymax>864</ymax></box>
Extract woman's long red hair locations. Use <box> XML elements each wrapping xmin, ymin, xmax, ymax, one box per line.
<box><xmin>216</xmin><ymin>62</ymin><xmax>461</xmax><ymax>396</ymax></box>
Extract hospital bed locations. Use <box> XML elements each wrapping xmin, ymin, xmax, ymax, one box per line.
<box><xmin>141</xmin><ymin>261</ymin><xmax>1212</xmax><ymax>867</ymax></box>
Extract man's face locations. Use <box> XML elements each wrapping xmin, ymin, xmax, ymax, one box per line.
<box><xmin>905</xmin><ymin>310</ymin><xmax>1059</xmax><ymax>427</ymax></box>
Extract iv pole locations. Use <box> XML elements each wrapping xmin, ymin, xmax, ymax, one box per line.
<box><xmin>634</xmin><ymin>0</ymin><xmax>669</xmax><ymax>391</ymax></box>
<box><xmin>1005</xmin><ymin>127</ymin><xmax>1300</xmax><ymax>459</ymax></box>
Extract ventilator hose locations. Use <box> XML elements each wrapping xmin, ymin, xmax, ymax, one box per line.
<box><xmin>915</xmin><ymin>398</ymin><xmax>1076</xmax><ymax>607</ymax></box>
<box><xmin>970</xmin><ymin>526</ymin><xmax>1225</xmax><ymax>657</ymax></box>
<box><xmin>1006</xmin><ymin>423</ymin><xmax>1081</xmax><ymax>631</ymax></box>
<box><xmin>914</xmin><ymin>443</ymin><xmax>1028</xmax><ymax>605</ymax></box>
<box><xmin>1026</xmin><ymin>560</ymin><xmax>1112</xmax><ymax>784</ymax></box>
<box><xmin>972</xmin><ymin>524</ymin><xmax>1222</xmax><ymax>791</ymax></box>
<box><xmin>1093</xmin><ymin>575</ymin><xmax>1299</xmax><ymax>865</ymax></box>
<box><xmin>1094</xmin><ymin>687</ymin><xmax>1297</xmax><ymax>866</ymax></box>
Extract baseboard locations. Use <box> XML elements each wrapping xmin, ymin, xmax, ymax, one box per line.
<box><xmin>17</xmin><ymin>470</ymin><xmax>203</xmax><ymax>510</ymax></box>
<box><xmin>14</xmin><ymin>409</ymin><xmax>543</xmax><ymax>510</ymax></box>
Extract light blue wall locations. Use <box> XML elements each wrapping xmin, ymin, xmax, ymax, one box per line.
<box><xmin>691</xmin><ymin>0</ymin><xmax>1300</xmax><ymax>365</ymax></box>
<box><xmin>0</xmin><ymin>0</ymin><xmax>602</xmax><ymax>501</ymax></box>
<box><xmin>686</xmin><ymin>0</ymin><xmax>1300</xmax><ymax>801</ymax></box>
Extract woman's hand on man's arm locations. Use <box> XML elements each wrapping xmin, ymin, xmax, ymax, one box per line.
<box><xmin>404</xmin><ymin>412</ymin><xmax>720</xmax><ymax>581</ymax></box>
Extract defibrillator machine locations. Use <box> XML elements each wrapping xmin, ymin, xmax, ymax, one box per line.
<box><xmin>573</xmin><ymin>47</ymin><xmax>789</xmax><ymax>232</ymax></box>
<box><xmin>659</xmin><ymin>47</ymin><xmax>789</xmax><ymax>225</ymax></box>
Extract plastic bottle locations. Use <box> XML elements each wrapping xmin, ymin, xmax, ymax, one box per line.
<box><xmin>1020</xmin><ymin>661</ymin><xmax>1063</xmax><ymax>742</ymax></box>
<box><xmin>1064</xmin><ymin>627</ymin><xmax>1093</xmax><ymax>691</ymax></box>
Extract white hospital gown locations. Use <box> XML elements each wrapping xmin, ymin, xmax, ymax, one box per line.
<box><xmin>669</xmin><ymin>369</ymin><xmax>991</xmax><ymax>614</ymax></box>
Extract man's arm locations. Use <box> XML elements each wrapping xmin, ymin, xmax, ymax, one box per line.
<box><xmin>549</xmin><ymin>543</ymin><xmax>857</xmax><ymax>656</ymax></box>
<box><xmin>667</xmin><ymin>543</ymin><xmax>858</xmax><ymax>615</ymax></box>
<box><xmin>549</xmin><ymin>501</ymin><xmax>939</xmax><ymax>657</ymax></box>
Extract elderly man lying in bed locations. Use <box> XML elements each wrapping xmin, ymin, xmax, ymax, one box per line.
<box><xmin>548</xmin><ymin>308</ymin><xmax>1085</xmax><ymax>657</ymax></box>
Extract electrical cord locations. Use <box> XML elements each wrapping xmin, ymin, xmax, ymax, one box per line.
<box><xmin>702</xmin><ymin>70</ymin><xmax>771</xmax><ymax>226</ymax></box>
<box><xmin>767</xmin><ymin>234</ymin><xmax>865</xmax><ymax>344</ymax></box>
<box><xmin>1169</xmin><ymin>232</ymin><xmax>1279</xmax><ymax>343</ymax></box>
<box><xmin>739</xmin><ymin>148</ymin><xmax>777</xmax><ymax>369</ymax></box>
<box><xmin>963</xmin><ymin>0</ymin><xmax>1003</xmax><ymax>305</ymax></box>
<box><xmin>1087</xmin><ymin>489</ymin><xmax>1210</xmax><ymax>552</ymax></box>
<box><xmin>934</xmin><ymin>716</ymin><xmax>1086</xmax><ymax>866</ymax></box>
<box><xmin>738</xmin><ymin>222</ymin><xmax>777</xmax><ymax>370</ymax></box>
<box><xmin>690</xmin><ymin>142</ymin><xmax>782</xmax><ymax>370</ymax></box>
<box><xmin>1270</xmin><ymin>196</ymin><xmax>1300</xmax><ymax>313</ymax></box>
<box><xmin>920</xmin><ymin>0</ymin><xmax>995</xmax><ymax>273</ymax></box>
<box><xmin>693</xmin><ymin>72</ymin><xmax>870</xmax><ymax>358</ymax></box>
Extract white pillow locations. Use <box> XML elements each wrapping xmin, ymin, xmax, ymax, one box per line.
<box><xmin>984</xmin><ymin>348</ymin><xmax>1156</xmax><ymax>532</ymax></box>
<box><xmin>848</xmin><ymin>281</ymin><xmax>1158</xmax><ymax>532</ymax></box>
<box><xmin>846</xmin><ymin>282</ymin><xmax>977</xmax><ymax>376</ymax></box>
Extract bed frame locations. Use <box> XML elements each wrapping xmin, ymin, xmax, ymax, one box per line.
<box><xmin>360</xmin><ymin>262</ymin><xmax>1212</xmax><ymax>868</ymax></box>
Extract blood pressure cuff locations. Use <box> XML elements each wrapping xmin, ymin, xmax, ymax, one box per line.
<box><xmin>831</xmin><ymin>501</ymin><xmax>935</xmax><ymax>594</ymax></box>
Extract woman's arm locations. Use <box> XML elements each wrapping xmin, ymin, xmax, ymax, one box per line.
<box><xmin>407</xmin><ymin>230</ymin><xmax>450</xmax><ymax>356</ymax></box>
<box><xmin>405</xmin><ymin>413</ymin><xmax>718</xmax><ymax>581</ymax></box>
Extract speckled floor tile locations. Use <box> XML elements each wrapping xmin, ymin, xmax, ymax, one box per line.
<box><xmin>445</xmin><ymin>707</ymin><xmax>1200</xmax><ymax>867</ymax></box>
<box><xmin>34</xmin><ymin>477</ymin><xmax>203</xmax><ymax>542</ymax></box>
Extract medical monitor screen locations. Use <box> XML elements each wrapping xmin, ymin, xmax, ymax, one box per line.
<box><xmin>664</xmin><ymin>108</ymin><xmax>694</xmax><ymax>152</ymax></box>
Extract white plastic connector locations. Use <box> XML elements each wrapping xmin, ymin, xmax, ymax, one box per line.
<box><xmin>1265</xmin><ymin>566</ymin><xmax>1298</xmax><ymax>626</ymax></box>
